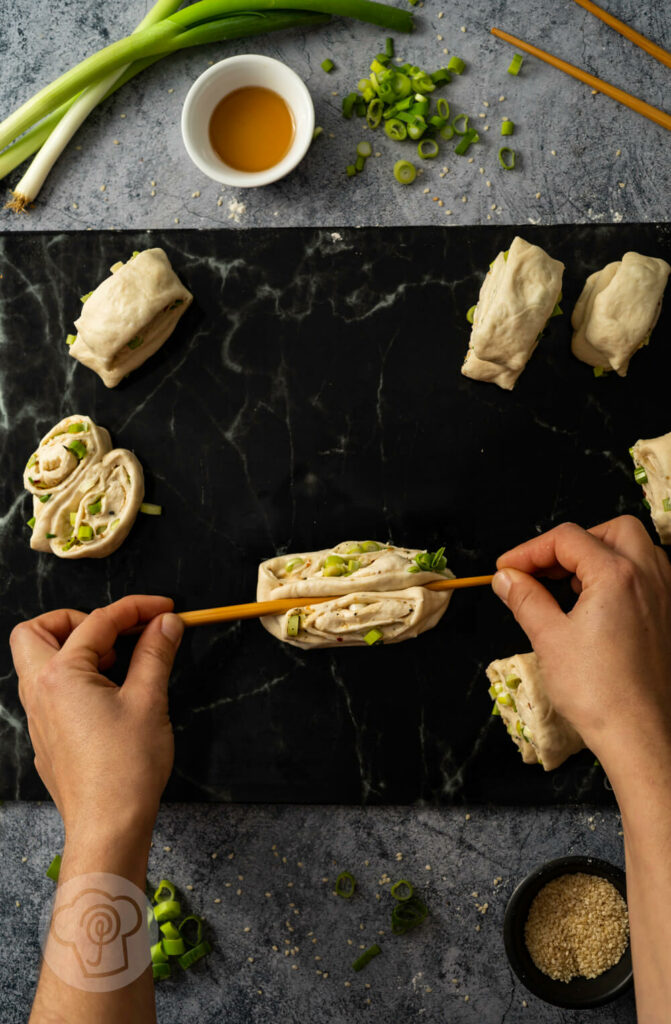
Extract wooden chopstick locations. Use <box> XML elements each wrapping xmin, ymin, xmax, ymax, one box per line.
<box><xmin>177</xmin><ymin>574</ymin><xmax>495</xmax><ymax>627</ymax></box>
<box><xmin>573</xmin><ymin>0</ymin><xmax>671</xmax><ymax>70</ymax></box>
<box><xmin>490</xmin><ymin>27</ymin><xmax>671</xmax><ymax>132</ymax></box>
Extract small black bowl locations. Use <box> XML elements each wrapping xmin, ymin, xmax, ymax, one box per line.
<box><xmin>503</xmin><ymin>855</ymin><xmax>632</xmax><ymax>1009</ymax></box>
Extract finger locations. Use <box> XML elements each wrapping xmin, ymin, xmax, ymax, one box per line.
<box><xmin>98</xmin><ymin>649</ymin><xmax>117</xmax><ymax>673</ymax></box>
<box><xmin>496</xmin><ymin>522</ymin><xmax>618</xmax><ymax>583</ymax></box>
<box><xmin>492</xmin><ymin>568</ymin><xmax>567</xmax><ymax>647</ymax></box>
<box><xmin>10</xmin><ymin>609</ymin><xmax>88</xmax><ymax>678</ymax></box>
<box><xmin>60</xmin><ymin>595</ymin><xmax>174</xmax><ymax>669</ymax></box>
<box><xmin>587</xmin><ymin>515</ymin><xmax>658</xmax><ymax>565</ymax></box>
<box><xmin>123</xmin><ymin>612</ymin><xmax>184</xmax><ymax>706</ymax></box>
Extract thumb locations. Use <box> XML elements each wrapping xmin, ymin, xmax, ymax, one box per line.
<box><xmin>492</xmin><ymin>568</ymin><xmax>565</xmax><ymax>646</ymax></box>
<box><xmin>124</xmin><ymin>612</ymin><xmax>184</xmax><ymax>704</ymax></box>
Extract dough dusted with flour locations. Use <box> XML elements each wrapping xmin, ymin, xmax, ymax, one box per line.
<box><xmin>487</xmin><ymin>652</ymin><xmax>584</xmax><ymax>771</ymax></box>
<box><xmin>257</xmin><ymin>541</ymin><xmax>454</xmax><ymax>648</ymax></box>
<box><xmin>571</xmin><ymin>252</ymin><xmax>670</xmax><ymax>377</ymax></box>
<box><xmin>69</xmin><ymin>248</ymin><xmax>193</xmax><ymax>388</ymax></box>
<box><xmin>631</xmin><ymin>432</ymin><xmax>671</xmax><ymax>544</ymax></box>
<box><xmin>462</xmin><ymin>236</ymin><xmax>564</xmax><ymax>390</ymax></box>
<box><xmin>25</xmin><ymin>416</ymin><xmax>144</xmax><ymax>558</ymax></box>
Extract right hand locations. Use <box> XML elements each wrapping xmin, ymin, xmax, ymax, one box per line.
<box><xmin>491</xmin><ymin>516</ymin><xmax>671</xmax><ymax>767</ymax></box>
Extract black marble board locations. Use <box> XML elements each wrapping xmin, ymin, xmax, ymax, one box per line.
<box><xmin>1</xmin><ymin>224</ymin><xmax>669</xmax><ymax>804</ymax></box>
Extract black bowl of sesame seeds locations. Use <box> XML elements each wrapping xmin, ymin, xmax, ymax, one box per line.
<box><xmin>503</xmin><ymin>855</ymin><xmax>633</xmax><ymax>1009</ymax></box>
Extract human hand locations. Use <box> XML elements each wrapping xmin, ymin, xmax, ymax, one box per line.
<box><xmin>492</xmin><ymin>516</ymin><xmax>671</xmax><ymax>767</ymax></box>
<box><xmin>10</xmin><ymin>595</ymin><xmax>184</xmax><ymax>851</ymax></box>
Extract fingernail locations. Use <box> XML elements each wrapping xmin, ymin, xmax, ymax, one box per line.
<box><xmin>161</xmin><ymin>613</ymin><xmax>184</xmax><ymax>644</ymax></box>
<box><xmin>492</xmin><ymin>570</ymin><xmax>511</xmax><ymax>603</ymax></box>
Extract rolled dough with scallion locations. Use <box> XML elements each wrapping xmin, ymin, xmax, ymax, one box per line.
<box><xmin>69</xmin><ymin>248</ymin><xmax>193</xmax><ymax>388</ymax></box>
<box><xmin>630</xmin><ymin>432</ymin><xmax>671</xmax><ymax>544</ymax></box>
<box><xmin>571</xmin><ymin>252</ymin><xmax>670</xmax><ymax>377</ymax></box>
<box><xmin>257</xmin><ymin>541</ymin><xmax>454</xmax><ymax>649</ymax></box>
<box><xmin>462</xmin><ymin>236</ymin><xmax>564</xmax><ymax>390</ymax></box>
<box><xmin>487</xmin><ymin>652</ymin><xmax>584</xmax><ymax>771</ymax></box>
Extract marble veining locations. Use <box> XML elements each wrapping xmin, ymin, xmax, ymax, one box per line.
<box><xmin>1</xmin><ymin>224</ymin><xmax>670</xmax><ymax>805</ymax></box>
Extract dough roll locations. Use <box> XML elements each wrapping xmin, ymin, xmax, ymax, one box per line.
<box><xmin>487</xmin><ymin>652</ymin><xmax>584</xmax><ymax>771</ymax></box>
<box><xmin>69</xmin><ymin>248</ymin><xmax>193</xmax><ymax>388</ymax></box>
<box><xmin>571</xmin><ymin>252</ymin><xmax>670</xmax><ymax>377</ymax></box>
<box><xmin>258</xmin><ymin>540</ymin><xmax>454</xmax><ymax>648</ymax></box>
<box><xmin>462</xmin><ymin>236</ymin><xmax>564</xmax><ymax>390</ymax></box>
<box><xmin>631</xmin><ymin>432</ymin><xmax>671</xmax><ymax>544</ymax></box>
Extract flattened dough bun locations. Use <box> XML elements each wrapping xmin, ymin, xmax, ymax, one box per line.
<box><xmin>257</xmin><ymin>541</ymin><xmax>455</xmax><ymax>649</ymax></box>
<box><xmin>25</xmin><ymin>415</ymin><xmax>144</xmax><ymax>559</ymax></box>
<box><xmin>69</xmin><ymin>248</ymin><xmax>193</xmax><ymax>388</ymax></box>
<box><xmin>571</xmin><ymin>252</ymin><xmax>670</xmax><ymax>377</ymax></box>
<box><xmin>462</xmin><ymin>235</ymin><xmax>564</xmax><ymax>391</ymax></box>
<box><xmin>631</xmin><ymin>431</ymin><xmax>671</xmax><ymax>544</ymax></box>
<box><xmin>487</xmin><ymin>652</ymin><xmax>584</xmax><ymax>771</ymax></box>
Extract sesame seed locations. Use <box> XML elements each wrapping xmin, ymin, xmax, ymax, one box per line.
<box><xmin>438</xmin><ymin>200</ymin><xmax>444</xmax><ymax>206</ymax></box>
<box><xmin>483</xmin><ymin>101</ymin><xmax>489</xmax><ymax>108</ymax></box>
<box><xmin>186</xmin><ymin>885</ymin><xmax>194</xmax><ymax>891</ymax></box>
<box><xmin>72</xmin><ymin>202</ymin><xmax>78</xmax><ymax>209</ymax></box>
<box><xmin>265</xmin><ymin>892</ymin><xmax>272</xmax><ymax>898</ymax></box>
<box><xmin>113</xmin><ymin>139</ymin><xmax>119</xmax><ymax>145</ymax></box>
<box><xmin>461</xmin><ymin>25</ymin><xmax>466</xmax><ymax>31</ymax></box>
<box><xmin>437</xmin><ymin>34</ymin><xmax>443</xmax><ymax>40</ymax></box>
<box><xmin>483</xmin><ymin>125</ymin><xmax>489</xmax><ymax>131</ymax></box>
<box><xmin>478</xmin><ymin>112</ymin><xmax>486</xmax><ymax>118</ymax></box>
<box><xmin>615</xmin><ymin>149</ymin><xmax>621</xmax><ymax>156</ymax></box>
<box><xmin>214</xmin><ymin>898</ymin><xmax>221</xmax><ymax>904</ymax></box>
<box><xmin>192</xmin><ymin>190</ymin><xmax>201</xmax><ymax>198</ymax></box>
<box><xmin>120</xmin><ymin>113</ymin><xmax>126</xmax><ymax>118</ymax></box>
<box><xmin>174</xmin><ymin>217</ymin><xmax>179</xmax><ymax>224</ymax></box>
<box><xmin>491</xmin><ymin>203</ymin><xmax>497</xmax><ymax>210</ymax></box>
<box><xmin>163</xmin><ymin>845</ymin><xmax>171</xmax><ymax>852</ymax></box>
<box><xmin>499</xmin><ymin>95</ymin><xmax>505</xmax><ymax>101</ymax></box>
<box><xmin>248</xmin><ymin>957</ymin><xmax>254</xmax><ymax>963</ymax></box>
<box><xmin>100</xmin><ymin>184</ymin><xmax>106</xmax><ymax>192</ymax></box>
<box><xmin>486</xmin><ymin>180</ymin><xmax>491</xmax><ymax>187</ymax></box>
<box><xmin>437</xmin><ymin>10</ymin><xmax>443</xmax><ymax>16</ymax></box>
<box><xmin>244</xmin><ymin>926</ymin><xmax>251</xmax><ymax>933</ymax></box>
<box><xmin>445</xmin><ymin>209</ymin><xmax>452</xmax><ymax>215</ymax></box>
<box><xmin>168</xmin><ymin>88</ymin><xmax>174</xmax><ymax>94</ymax></box>
<box><xmin>462</xmin><ymin>195</ymin><xmax>467</xmax><ymax>203</ymax></box>
<box><xmin>618</xmin><ymin>182</ymin><xmax>625</xmax><ymax>188</ymax></box>
<box><xmin>15</xmin><ymin>900</ymin><xmax>20</xmax><ymax>908</ymax></box>
<box><xmin>291</xmin><ymin>964</ymin><xmax>298</xmax><ymax>971</ymax></box>
<box><xmin>21</xmin><ymin>857</ymin><xmax>27</xmax><ymax>864</ymax></box>
<box><xmin>465</xmin><ymin>813</ymin><xmax>471</xmax><ymax>820</ymax></box>
<box><xmin>535</xmin><ymin>191</ymin><xmax>541</xmax><ymax>198</ymax></box>
<box><xmin>423</xmin><ymin>187</ymin><xmax>430</xmax><ymax>194</ymax></box>
<box><xmin>591</xmin><ymin>89</ymin><xmax>598</xmax><ymax>95</ymax></box>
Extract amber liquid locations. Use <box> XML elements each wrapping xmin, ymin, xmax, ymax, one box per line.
<box><xmin>209</xmin><ymin>87</ymin><xmax>295</xmax><ymax>173</ymax></box>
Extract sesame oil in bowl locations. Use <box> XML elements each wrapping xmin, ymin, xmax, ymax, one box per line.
<box><xmin>209</xmin><ymin>86</ymin><xmax>295</xmax><ymax>173</ymax></box>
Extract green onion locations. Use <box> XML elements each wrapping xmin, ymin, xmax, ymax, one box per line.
<box><xmin>27</xmin><ymin>516</ymin><xmax>36</xmax><ymax>530</ymax></box>
<box><xmin>357</xmin><ymin>140</ymin><xmax>373</xmax><ymax>158</ymax></box>
<box><xmin>454</xmin><ymin>128</ymin><xmax>479</xmax><ymax>155</ymax></box>
<box><xmin>634</xmin><ymin>467</ymin><xmax>648</xmax><ymax>485</ymax></box>
<box><xmin>140</xmin><ymin>502</ymin><xmax>162</xmax><ymax>515</ymax></box>
<box><xmin>643</xmin><ymin>498</ymin><xmax>651</xmax><ymax>510</ymax></box>
<box><xmin>411</xmin><ymin>547</ymin><xmax>447</xmax><ymax>573</ymax></box>
<box><xmin>436</xmin><ymin>97</ymin><xmax>449</xmax><ymax>120</ymax></box>
<box><xmin>154</xmin><ymin>900</ymin><xmax>182</xmax><ymax>923</ymax></box>
<box><xmin>321</xmin><ymin>58</ymin><xmax>335</xmax><ymax>72</ymax></box>
<box><xmin>162</xmin><ymin>937</ymin><xmax>186</xmax><ymax>956</ymax></box>
<box><xmin>501</xmin><ymin>119</ymin><xmax>514</xmax><ymax>136</ymax></box>
<box><xmin>39</xmin><ymin>493</ymin><xmax>51</xmax><ymax>503</ymax></box>
<box><xmin>452</xmin><ymin>113</ymin><xmax>470</xmax><ymax>135</ymax></box>
<box><xmin>312</xmin><ymin>126</ymin><xmax>323</xmax><ymax>140</ymax></box>
<box><xmin>335</xmin><ymin>871</ymin><xmax>357</xmax><ymax>898</ymax></box>
<box><xmin>428</xmin><ymin>115</ymin><xmax>446</xmax><ymax>129</ymax></box>
<box><xmin>498</xmin><ymin>146</ymin><xmax>516</xmax><ymax>170</ymax></box>
<box><xmin>364</xmin><ymin>628</ymin><xmax>384</xmax><ymax>646</ymax></box>
<box><xmin>393</xmin><ymin>159</ymin><xmax>413</xmax><ymax>184</ymax></box>
<box><xmin>80</xmin><ymin>291</ymin><xmax>93</xmax><ymax>303</ymax></box>
<box><xmin>663</xmin><ymin>498</ymin><xmax>671</xmax><ymax>513</ymax></box>
<box><xmin>593</xmin><ymin>365</ymin><xmax>606</xmax><ymax>378</ymax></box>
<box><xmin>506</xmin><ymin>675</ymin><xmax>521</xmax><ymax>689</ymax></box>
<box><xmin>87</xmin><ymin>500</ymin><xmax>102</xmax><ymax>516</ymax></box>
<box><xmin>370</xmin><ymin>57</ymin><xmax>387</xmax><ymax>75</ymax></box>
<box><xmin>367</xmin><ymin>98</ymin><xmax>383</xmax><ymax>128</ymax></box>
<box><xmin>66</xmin><ymin>439</ymin><xmax>87</xmax><ymax>460</ymax></box>
<box><xmin>153</xmin><ymin>880</ymin><xmax>177</xmax><ymax>904</ymax></box>
<box><xmin>284</xmin><ymin>557</ymin><xmax>304</xmax><ymax>573</ymax></box>
<box><xmin>65</xmin><ymin>333</ymin><xmax>77</xmax><ymax>346</ymax></box>
<box><xmin>287</xmin><ymin>614</ymin><xmax>301</xmax><ymax>637</ymax></box>
<box><xmin>361</xmin><ymin>541</ymin><xmax>382</xmax><ymax>551</ymax></box>
<box><xmin>178</xmin><ymin>940</ymin><xmax>212</xmax><ymax>970</ymax></box>
<box><xmin>385</xmin><ymin>118</ymin><xmax>407</xmax><ymax>141</ymax></box>
<box><xmin>346</xmin><ymin>559</ymin><xmax>361</xmax><ymax>573</ymax></box>
<box><xmin>61</xmin><ymin>538</ymin><xmax>77</xmax><ymax>552</ymax></box>
<box><xmin>507</xmin><ymin>53</ymin><xmax>524</xmax><ymax>75</ymax></box>
<box><xmin>407</xmin><ymin>117</ymin><xmax>426</xmax><ymax>140</ymax></box>
<box><xmin>153</xmin><ymin>962</ymin><xmax>171</xmax><ymax>981</ymax></box>
<box><xmin>491</xmin><ymin>703</ymin><xmax>501</xmax><ymax>716</ymax></box>
<box><xmin>391</xmin><ymin>879</ymin><xmax>414</xmax><ymax>901</ymax></box>
<box><xmin>430</xmin><ymin>68</ymin><xmax>450</xmax><ymax>85</ymax></box>
<box><xmin>69</xmin><ymin>512</ymin><xmax>77</xmax><ymax>526</ymax></box>
<box><xmin>128</xmin><ymin>336</ymin><xmax>144</xmax><ymax>349</ymax></box>
<box><xmin>447</xmin><ymin>56</ymin><xmax>465</xmax><ymax>75</ymax></box>
<box><xmin>178</xmin><ymin>915</ymin><xmax>205</xmax><ymax>948</ymax></box>
<box><xmin>411</xmin><ymin>72</ymin><xmax>435</xmax><ymax>93</ymax></box>
<box><xmin>67</xmin><ymin>422</ymin><xmax>85</xmax><ymax>433</ymax></box>
<box><xmin>160</xmin><ymin>922</ymin><xmax>181</xmax><ymax>940</ymax></box>
<box><xmin>342</xmin><ymin>92</ymin><xmax>358</xmax><ymax>119</ymax></box>
<box><xmin>77</xmin><ymin>524</ymin><xmax>94</xmax><ymax>541</ymax></box>
<box><xmin>26</xmin><ymin>454</ymin><xmax>37</xmax><ymax>468</ymax></box>
<box><xmin>346</xmin><ymin>164</ymin><xmax>357</xmax><ymax>177</ymax></box>
<box><xmin>352</xmin><ymin>944</ymin><xmax>382</xmax><ymax>972</ymax></box>
<box><xmin>151</xmin><ymin>941</ymin><xmax>170</xmax><ymax>964</ymax></box>
<box><xmin>391</xmin><ymin>896</ymin><xmax>428</xmax><ymax>934</ymax></box>
<box><xmin>417</xmin><ymin>138</ymin><xmax>439</xmax><ymax>159</ymax></box>
<box><xmin>46</xmin><ymin>854</ymin><xmax>62</xmax><ymax>881</ymax></box>
<box><xmin>439</xmin><ymin>123</ymin><xmax>454</xmax><ymax>140</ymax></box>
<box><xmin>550</xmin><ymin>302</ymin><xmax>562</xmax><ymax>318</ymax></box>
<box><xmin>466</xmin><ymin>305</ymin><xmax>477</xmax><ymax>324</ymax></box>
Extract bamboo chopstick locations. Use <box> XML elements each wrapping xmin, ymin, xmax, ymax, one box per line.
<box><xmin>177</xmin><ymin>574</ymin><xmax>495</xmax><ymax>627</ymax></box>
<box><xmin>490</xmin><ymin>27</ymin><xmax>671</xmax><ymax>132</ymax></box>
<box><xmin>573</xmin><ymin>0</ymin><xmax>671</xmax><ymax>70</ymax></box>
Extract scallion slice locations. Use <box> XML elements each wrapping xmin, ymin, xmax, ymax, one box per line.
<box><xmin>439</xmin><ymin>123</ymin><xmax>454</xmax><ymax>140</ymax></box>
<box><xmin>430</xmin><ymin>68</ymin><xmax>451</xmax><ymax>85</ymax></box>
<box><xmin>335</xmin><ymin>871</ymin><xmax>357</xmax><ymax>898</ymax></box>
<box><xmin>342</xmin><ymin>93</ymin><xmax>358</xmax><ymax>119</ymax></box>
<box><xmin>39</xmin><ymin>493</ymin><xmax>51</xmax><ymax>503</ymax></box>
<box><xmin>491</xmin><ymin>703</ymin><xmax>501</xmax><ymax>716</ymax></box>
<box><xmin>87</xmin><ymin>500</ymin><xmax>102</xmax><ymax>516</ymax></box>
<box><xmin>501</xmin><ymin>119</ymin><xmax>514</xmax><ymax>136</ymax></box>
<box><xmin>452</xmin><ymin>113</ymin><xmax>469</xmax><ymax>135</ymax></box>
<box><xmin>634</xmin><ymin>467</ymin><xmax>648</xmax><ymax>485</ymax></box>
<box><xmin>160</xmin><ymin>921</ymin><xmax>181</xmax><ymax>941</ymax></box>
<box><xmin>436</xmin><ymin>97</ymin><xmax>449</xmax><ymax>120</ymax></box>
<box><xmin>178</xmin><ymin>940</ymin><xmax>212</xmax><ymax>971</ymax></box>
<box><xmin>466</xmin><ymin>305</ymin><xmax>477</xmax><ymax>324</ymax></box>
<box><xmin>385</xmin><ymin>36</ymin><xmax>394</xmax><ymax>58</ymax></box>
<box><xmin>357</xmin><ymin>140</ymin><xmax>373</xmax><ymax>158</ymax></box>
<box><xmin>140</xmin><ymin>502</ymin><xmax>162</xmax><ymax>515</ymax></box>
<box><xmin>361</xmin><ymin>541</ymin><xmax>382</xmax><ymax>551</ymax></box>
<box><xmin>77</xmin><ymin>524</ymin><xmax>93</xmax><ymax>541</ymax></box>
<box><xmin>287</xmin><ymin>614</ymin><xmax>300</xmax><ymax>637</ymax></box>
<box><xmin>154</xmin><ymin>900</ymin><xmax>182</xmax><ymax>923</ymax></box>
<box><xmin>391</xmin><ymin>896</ymin><xmax>428</xmax><ymax>934</ymax></box>
<box><xmin>593</xmin><ymin>365</ymin><xmax>606</xmax><ymax>378</ymax></box>
<box><xmin>352</xmin><ymin>944</ymin><xmax>381</xmax><ymax>972</ymax></box>
<box><xmin>67</xmin><ymin>422</ymin><xmax>85</xmax><ymax>433</ymax></box>
<box><xmin>346</xmin><ymin>164</ymin><xmax>357</xmax><ymax>177</ymax></box>
<box><xmin>321</xmin><ymin>58</ymin><xmax>335</xmax><ymax>73</ymax></box>
<box><xmin>664</xmin><ymin>498</ymin><xmax>671</xmax><ymax>513</ymax></box>
<box><xmin>80</xmin><ymin>291</ymin><xmax>93</xmax><ymax>303</ymax></box>
<box><xmin>153</xmin><ymin>879</ymin><xmax>177</xmax><ymax>904</ymax></box>
<box><xmin>643</xmin><ymin>498</ymin><xmax>651</xmax><ymax>510</ymax></box>
<box><xmin>128</xmin><ymin>335</ymin><xmax>144</xmax><ymax>349</ymax></box>
<box><xmin>27</xmin><ymin>516</ymin><xmax>36</xmax><ymax>530</ymax></box>
<box><xmin>153</xmin><ymin>962</ymin><xmax>171</xmax><ymax>981</ymax></box>
<box><xmin>391</xmin><ymin>879</ymin><xmax>414</xmax><ymax>901</ymax></box>
<box><xmin>498</xmin><ymin>146</ymin><xmax>516</xmax><ymax>170</ymax></box>
<box><xmin>151</xmin><ymin>941</ymin><xmax>169</xmax><ymax>964</ymax></box>
<box><xmin>417</xmin><ymin>138</ymin><xmax>439</xmax><ymax>159</ymax></box>
<box><xmin>447</xmin><ymin>56</ymin><xmax>465</xmax><ymax>75</ymax></box>
<box><xmin>46</xmin><ymin>854</ymin><xmax>62</xmax><ymax>881</ymax></box>
<box><xmin>178</xmin><ymin>915</ymin><xmax>205</xmax><ymax>949</ymax></box>
<box><xmin>454</xmin><ymin>128</ymin><xmax>479</xmax><ymax>155</ymax></box>
<box><xmin>364</xmin><ymin>628</ymin><xmax>384</xmax><ymax>646</ymax></box>
<box><xmin>385</xmin><ymin>118</ymin><xmax>407</xmax><ymax>141</ymax></box>
<box><xmin>65</xmin><ymin>333</ymin><xmax>76</xmax><ymax>346</ymax></box>
<box><xmin>162</xmin><ymin>937</ymin><xmax>186</xmax><ymax>957</ymax></box>
<box><xmin>507</xmin><ymin>53</ymin><xmax>524</xmax><ymax>75</ymax></box>
<box><xmin>367</xmin><ymin>98</ymin><xmax>383</xmax><ymax>128</ymax></box>
<box><xmin>66</xmin><ymin>439</ymin><xmax>87</xmax><ymax>460</ymax></box>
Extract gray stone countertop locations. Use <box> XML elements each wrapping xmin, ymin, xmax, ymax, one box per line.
<box><xmin>1</xmin><ymin>0</ymin><xmax>666</xmax><ymax>1019</ymax></box>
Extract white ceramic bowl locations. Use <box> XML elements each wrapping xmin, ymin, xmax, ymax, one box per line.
<box><xmin>181</xmin><ymin>54</ymin><xmax>314</xmax><ymax>188</ymax></box>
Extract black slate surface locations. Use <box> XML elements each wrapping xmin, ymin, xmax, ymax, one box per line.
<box><xmin>1</xmin><ymin>224</ymin><xmax>669</xmax><ymax>804</ymax></box>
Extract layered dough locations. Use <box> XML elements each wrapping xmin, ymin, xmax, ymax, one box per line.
<box><xmin>462</xmin><ymin>236</ymin><xmax>564</xmax><ymax>390</ymax></box>
<box><xmin>25</xmin><ymin>415</ymin><xmax>144</xmax><ymax>558</ymax></box>
<box><xmin>258</xmin><ymin>541</ymin><xmax>454</xmax><ymax>649</ymax></box>
<box><xmin>487</xmin><ymin>652</ymin><xmax>584</xmax><ymax>771</ymax></box>
<box><xmin>571</xmin><ymin>252</ymin><xmax>670</xmax><ymax>376</ymax></box>
<box><xmin>631</xmin><ymin>432</ymin><xmax>671</xmax><ymax>544</ymax></box>
<box><xmin>69</xmin><ymin>248</ymin><xmax>193</xmax><ymax>388</ymax></box>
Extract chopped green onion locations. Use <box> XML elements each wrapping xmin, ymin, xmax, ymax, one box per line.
<box><xmin>497</xmin><ymin>693</ymin><xmax>516</xmax><ymax>709</ymax></box>
<box><xmin>342</xmin><ymin>93</ymin><xmax>358</xmax><ymax>119</ymax></box>
<box><xmin>153</xmin><ymin>879</ymin><xmax>177</xmax><ymax>904</ymax></box>
<box><xmin>364</xmin><ymin>628</ymin><xmax>384</xmax><ymax>646</ymax></box>
<box><xmin>507</xmin><ymin>53</ymin><xmax>524</xmax><ymax>75</ymax></box>
<box><xmin>417</xmin><ymin>138</ymin><xmax>439</xmax><ymax>159</ymax></box>
<box><xmin>162</xmin><ymin>937</ymin><xmax>186</xmax><ymax>957</ymax></box>
<box><xmin>498</xmin><ymin>146</ymin><xmax>516</xmax><ymax>170</ymax></box>
<box><xmin>466</xmin><ymin>305</ymin><xmax>477</xmax><ymax>324</ymax></box>
<box><xmin>128</xmin><ymin>335</ymin><xmax>144</xmax><ymax>349</ymax></box>
<box><xmin>151</xmin><ymin>941</ymin><xmax>169</xmax><ymax>964</ymax></box>
<box><xmin>346</xmin><ymin>164</ymin><xmax>357</xmax><ymax>177</ymax></box>
<box><xmin>335</xmin><ymin>871</ymin><xmax>357</xmax><ymax>898</ymax></box>
<box><xmin>178</xmin><ymin>940</ymin><xmax>212</xmax><ymax>971</ymax></box>
<box><xmin>506</xmin><ymin>675</ymin><xmax>521</xmax><ymax>690</ymax></box>
<box><xmin>407</xmin><ymin>117</ymin><xmax>426</xmax><ymax>140</ymax></box>
<box><xmin>374</xmin><ymin>51</ymin><xmax>390</xmax><ymax>65</ymax></box>
<box><xmin>447</xmin><ymin>56</ymin><xmax>465</xmax><ymax>75</ymax></box>
<box><xmin>370</xmin><ymin>57</ymin><xmax>388</xmax><ymax>75</ymax></box>
<box><xmin>346</xmin><ymin>559</ymin><xmax>361</xmax><ymax>573</ymax></box>
<box><xmin>160</xmin><ymin>921</ymin><xmax>181</xmax><ymax>941</ymax></box>
<box><xmin>80</xmin><ymin>291</ymin><xmax>92</xmax><ymax>303</ymax></box>
<box><xmin>178</xmin><ymin>915</ymin><xmax>205</xmax><ymax>949</ymax></box>
<box><xmin>61</xmin><ymin>537</ymin><xmax>77</xmax><ymax>552</ymax></box>
<box><xmin>385</xmin><ymin>36</ymin><xmax>394</xmax><ymax>58</ymax></box>
<box><xmin>87</xmin><ymin>500</ymin><xmax>102</xmax><ymax>515</ymax></box>
<box><xmin>491</xmin><ymin>703</ymin><xmax>501</xmax><ymax>716</ymax></box>
<box><xmin>391</xmin><ymin>896</ymin><xmax>428</xmax><ymax>934</ymax></box>
<box><xmin>77</xmin><ymin>524</ymin><xmax>93</xmax><ymax>541</ymax></box>
<box><xmin>39</xmin><ymin>493</ymin><xmax>51</xmax><ymax>503</ymax></box>
<box><xmin>410</xmin><ymin>98</ymin><xmax>429</xmax><ymax>116</ymax></box>
<box><xmin>46</xmin><ymin>854</ymin><xmax>62</xmax><ymax>881</ymax></box>
<box><xmin>357</xmin><ymin>140</ymin><xmax>373</xmax><ymax>158</ymax></box>
<box><xmin>452</xmin><ymin>113</ymin><xmax>469</xmax><ymax>135</ymax></box>
<box><xmin>352</xmin><ymin>944</ymin><xmax>382</xmax><ymax>972</ymax></box>
<box><xmin>593</xmin><ymin>365</ymin><xmax>606</xmax><ymax>378</ymax></box>
<box><xmin>550</xmin><ymin>302</ymin><xmax>562</xmax><ymax>318</ymax></box>
<box><xmin>321</xmin><ymin>58</ymin><xmax>335</xmax><ymax>73</ymax></box>
<box><xmin>367</xmin><ymin>98</ymin><xmax>383</xmax><ymax>128</ymax></box>
<box><xmin>67</xmin><ymin>422</ymin><xmax>85</xmax><ymax>433</ymax></box>
<box><xmin>643</xmin><ymin>498</ymin><xmax>651</xmax><ymax>510</ymax></box>
<box><xmin>361</xmin><ymin>541</ymin><xmax>382</xmax><ymax>551</ymax></box>
<box><xmin>385</xmin><ymin>118</ymin><xmax>407</xmax><ymax>141</ymax></box>
<box><xmin>312</xmin><ymin>126</ymin><xmax>323</xmax><ymax>140</ymax></box>
<box><xmin>501</xmin><ymin>119</ymin><xmax>514</xmax><ymax>136</ymax></box>
<box><xmin>287</xmin><ymin>614</ymin><xmax>301</xmax><ymax>637</ymax></box>
<box><xmin>154</xmin><ymin>900</ymin><xmax>182</xmax><ymax>923</ymax></box>
<box><xmin>436</xmin><ymin>97</ymin><xmax>450</xmax><ymax>120</ymax></box>
<box><xmin>430</xmin><ymin>68</ymin><xmax>451</xmax><ymax>85</ymax></box>
<box><xmin>153</xmin><ymin>962</ymin><xmax>171</xmax><ymax>981</ymax></box>
<box><xmin>393</xmin><ymin>158</ymin><xmax>413</xmax><ymax>185</ymax></box>
<box><xmin>140</xmin><ymin>502</ymin><xmax>162</xmax><ymax>515</ymax></box>
<box><xmin>411</xmin><ymin>72</ymin><xmax>435</xmax><ymax>93</ymax></box>
<box><xmin>634</xmin><ymin>467</ymin><xmax>648</xmax><ymax>485</ymax></box>
<box><xmin>46</xmin><ymin>532</ymin><xmax>56</xmax><ymax>538</ymax></box>
<box><xmin>663</xmin><ymin>498</ymin><xmax>671</xmax><ymax>513</ymax></box>
<box><xmin>454</xmin><ymin>128</ymin><xmax>479</xmax><ymax>155</ymax></box>
<box><xmin>391</xmin><ymin>879</ymin><xmax>414</xmax><ymax>901</ymax></box>
<box><xmin>65</xmin><ymin>333</ymin><xmax>76</xmax><ymax>346</ymax></box>
<box><xmin>27</xmin><ymin>516</ymin><xmax>36</xmax><ymax>530</ymax></box>
<box><xmin>411</xmin><ymin>547</ymin><xmax>447</xmax><ymax>573</ymax></box>
<box><xmin>284</xmin><ymin>557</ymin><xmax>304</xmax><ymax>573</ymax></box>
<box><xmin>69</xmin><ymin>512</ymin><xmax>77</xmax><ymax>526</ymax></box>
<box><xmin>439</xmin><ymin>123</ymin><xmax>454</xmax><ymax>140</ymax></box>
<box><xmin>429</xmin><ymin>115</ymin><xmax>446</xmax><ymax>129</ymax></box>
<box><xmin>66</xmin><ymin>439</ymin><xmax>87</xmax><ymax>460</ymax></box>
<box><xmin>325</xmin><ymin>554</ymin><xmax>345</xmax><ymax>566</ymax></box>
<box><xmin>26</xmin><ymin>453</ymin><xmax>37</xmax><ymax>469</ymax></box>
